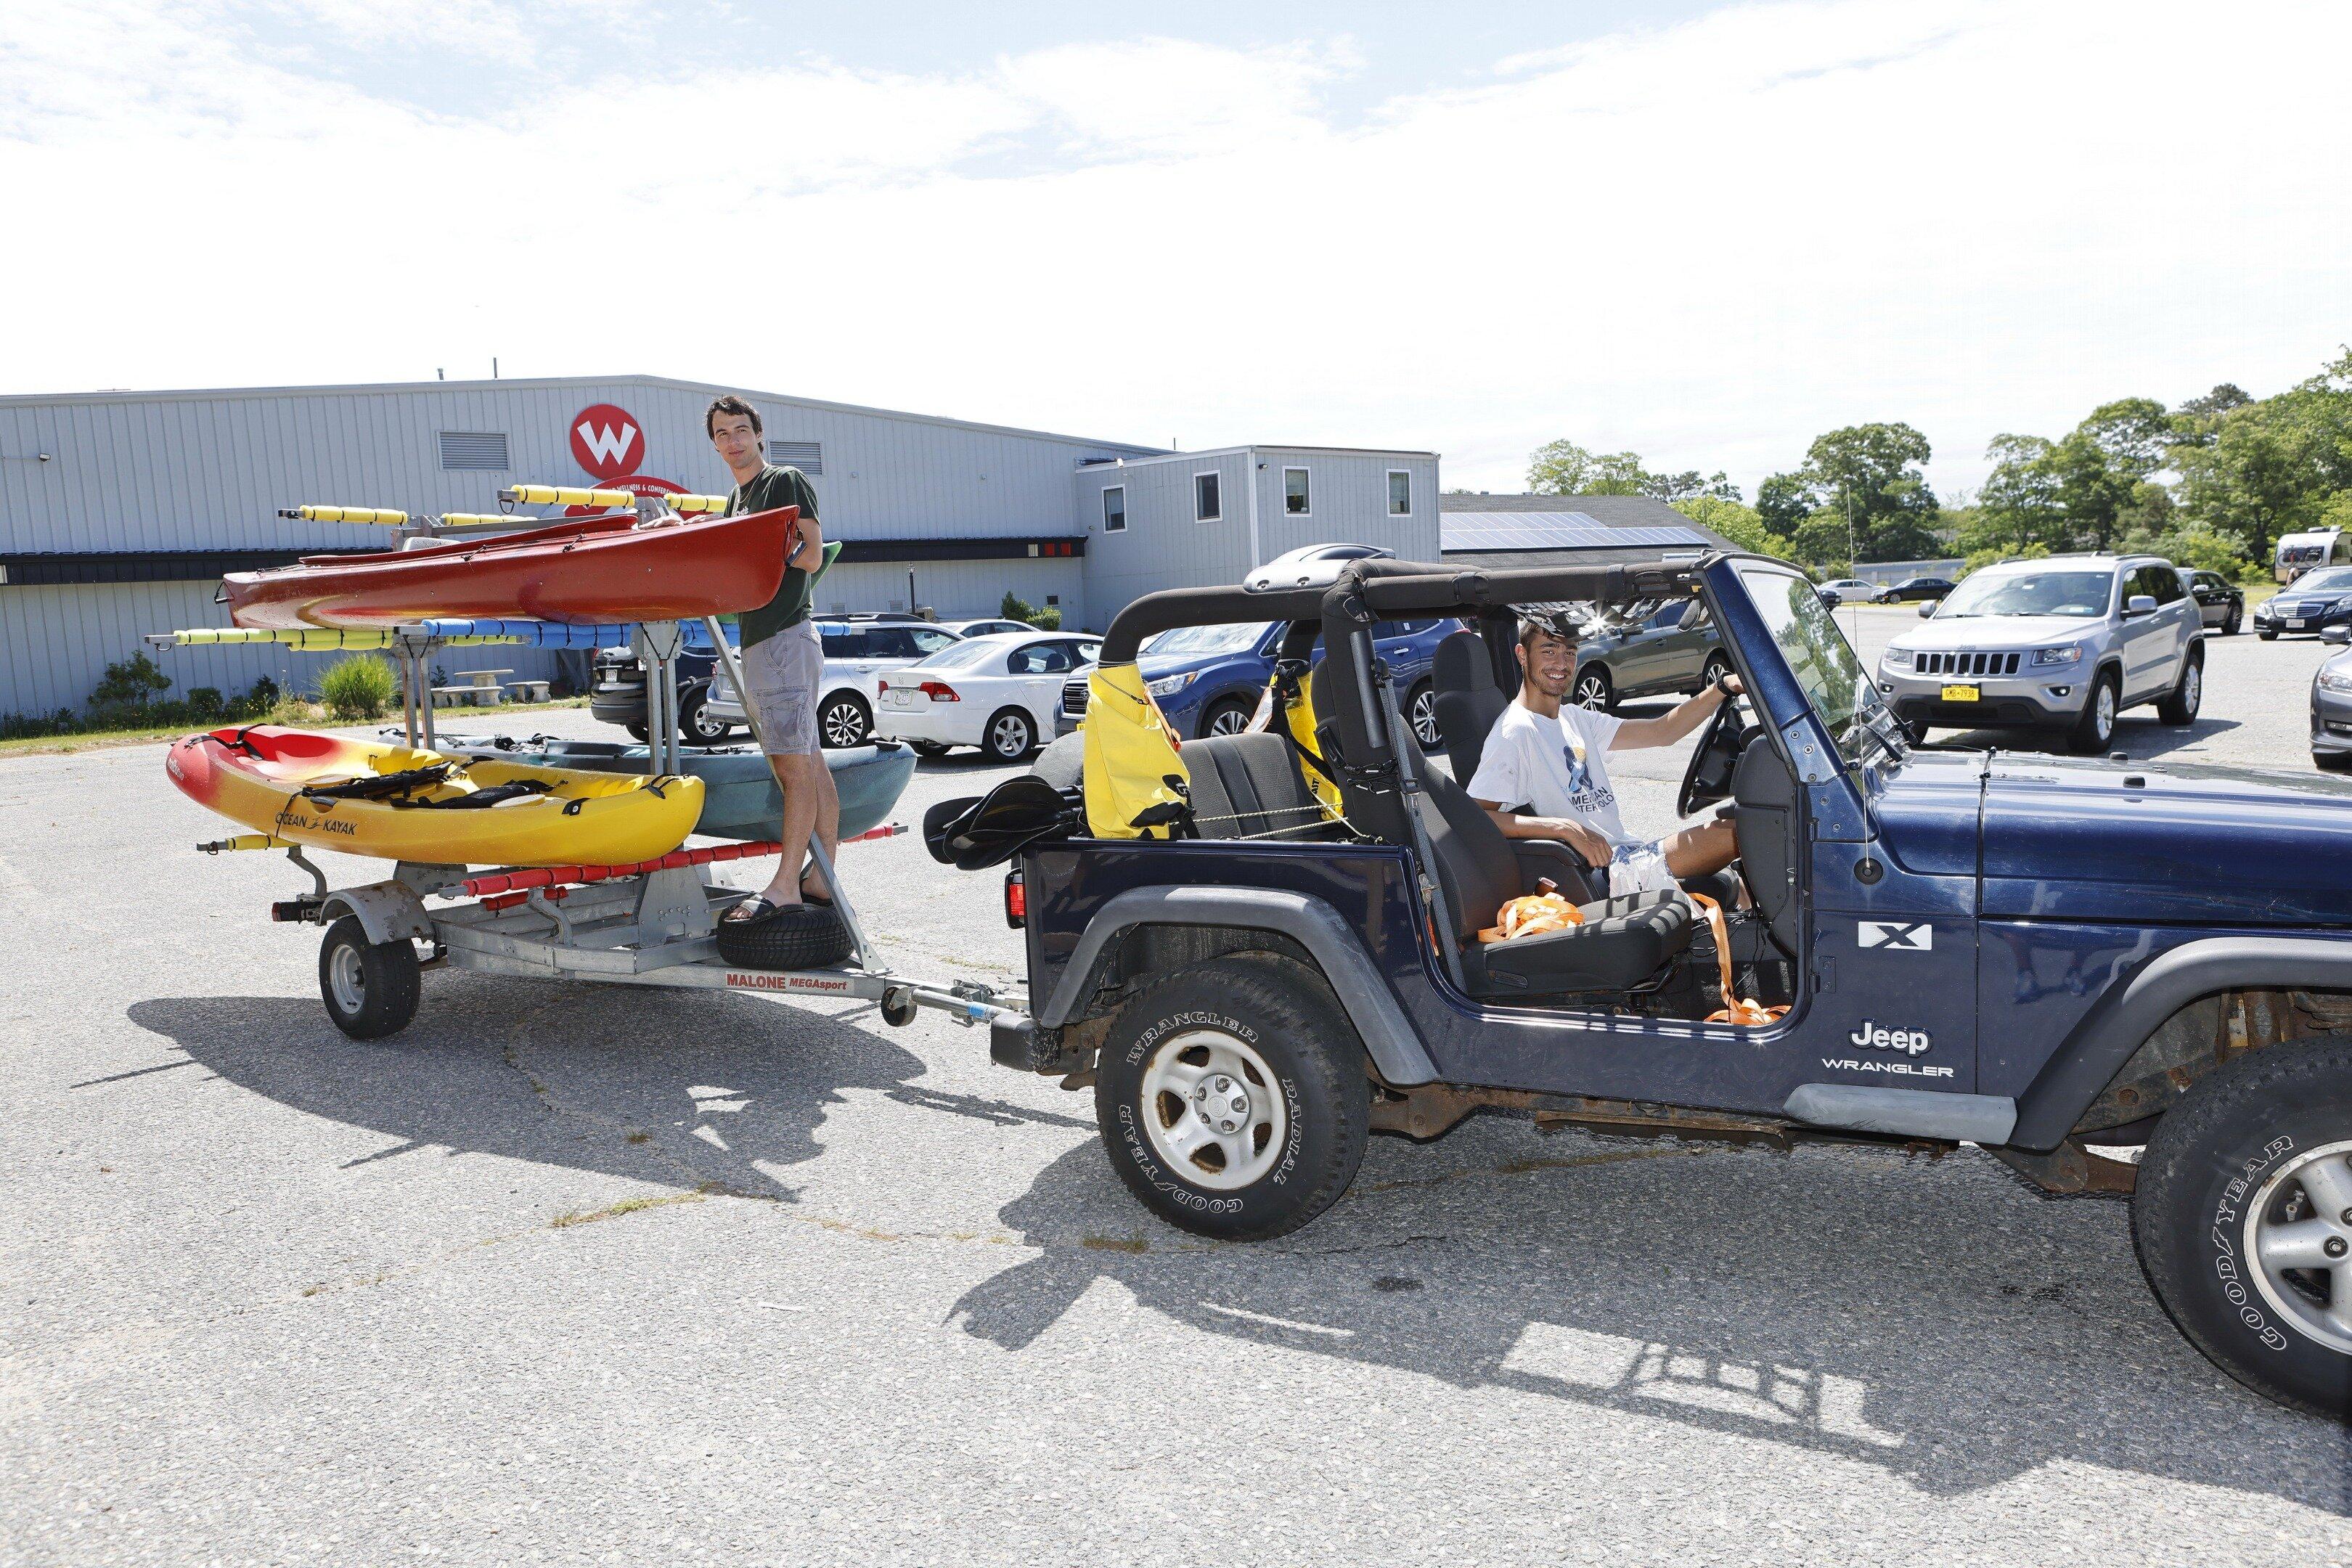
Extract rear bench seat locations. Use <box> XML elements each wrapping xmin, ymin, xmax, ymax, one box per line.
<box><xmin>1182</xmin><ymin>732</ymin><xmax>1344</xmax><ymax>841</ymax></box>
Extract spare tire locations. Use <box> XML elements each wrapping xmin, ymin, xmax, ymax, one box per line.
<box><xmin>716</xmin><ymin>902</ymin><xmax>854</xmax><ymax>970</ymax></box>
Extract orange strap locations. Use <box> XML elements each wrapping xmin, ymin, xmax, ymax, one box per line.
<box><xmin>1477</xmin><ymin>891</ymin><xmax>1585</xmax><ymax>944</ymax></box>
<box><xmin>1689</xmin><ymin>891</ymin><xmax>1789</xmax><ymax>1026</ymax></box>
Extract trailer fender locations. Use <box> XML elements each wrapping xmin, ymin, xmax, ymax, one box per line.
<box><xmin>319</xmin><ymin>880</ymin><xmax>435</xmax><ymax>946</ymax></box>
<box><xmin>2010</xmin><ymin>936</ymin><xmax>2352</xmax><ymax>1151</ymax></box>
<box><xmin>1037</xmin><ymin>885</ymin><xmax>1439</xmax><ymax>1086</ymax></box>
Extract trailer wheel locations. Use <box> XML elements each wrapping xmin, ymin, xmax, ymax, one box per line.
<box><xmin>2133</xmin><ymin>1036</ymin><xmax>2352</xmax><ymax>1416</ymax></box>
<box><xmin>1094</xmin><ymin>955</ymin><xmax>1368</xmax><ymax>1241</ymax></box>
<box><xmin>715</xmin><ymin>902</ymin><xmax>854</xmax><ymax>970</ymax></box>
<box><xmin>319</xmin><ymin>915</ymin><xmax>421</xmax><ymax>1040</ymax></box>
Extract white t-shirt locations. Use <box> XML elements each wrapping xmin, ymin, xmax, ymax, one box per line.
<box><xmin>1464</xmin><ymin>698</ymin><xmax>1633</xmax><ymax>848</ymax></box>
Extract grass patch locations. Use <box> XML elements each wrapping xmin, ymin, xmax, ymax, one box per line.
<box><xmin>547</xmin><ymin>1184</ymin><xmax>715</xmax><ymax>1229</ymax></box>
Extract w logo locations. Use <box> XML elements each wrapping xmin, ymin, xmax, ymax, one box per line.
<box><xmin>568</xmin><ymin>403</ymin><xmax>645</xmax><ymax>479</ymax></box>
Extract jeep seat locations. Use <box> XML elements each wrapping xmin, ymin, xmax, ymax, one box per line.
<box><xmin>1404</xmin><ymin>731</ymin><xmax>1694</xmax><ymax>995</ymax></box>
<box><xmin>1183</xmin><ymin>732</ymin><xmax>1342</xmax><ymax>841</ymax></box>
<box><xmin>1433</xmin><ymin>630</ymin><xmax>1508</xmax><ymax>780</ymax></box>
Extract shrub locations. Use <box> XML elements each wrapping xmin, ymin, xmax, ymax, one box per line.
<box><xmin>1000</xmin><ymin>590</ymin><xmax>1061</xmax><ymax>629</ymax></box>
<box><xmin>1029</xmin><ymin>606</ymin><xmax>1062</xmax><ymax>630</ymax></box>
<box><xmin>319</xmin><ymin>655</ymin><xmax>397</xmax><ymax>720</ymax></box>
<box><xmin>90</xmin><ymin>651</ymin><xmax>172</xmax><ymax>709</ymax></box>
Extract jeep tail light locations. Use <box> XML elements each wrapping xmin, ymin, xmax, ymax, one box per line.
<box><xmin>920</xmin><ymin>681</ymin><xmax>960</xmax><ymax>701</ymax></box>
<box><xmin>1003</xmin><ymin>868</ymin><xmax>1026</xmax><ymax>928</ymax></box>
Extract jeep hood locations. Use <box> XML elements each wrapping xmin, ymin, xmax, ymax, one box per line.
<box><xmin>1978</xmin><ymin>757</ymin><xmax>2352</xmax><ymax>925</ymax></box>
<box><xmin>1892</xmin><ymin>614</ymin><xmax>2104</xmax><ymax>652</ymax></box>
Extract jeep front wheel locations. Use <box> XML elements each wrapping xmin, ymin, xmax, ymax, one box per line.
<box><xmin>2133</xmin><ymin>1037</ymin><xmax>2352</xmax><ymax>1416</ymax></box>
<box><xmin>2067</xmin><ymin>670</ymin><xmax>2118</xmax><ymax>754</ymax></box>
<box><xmin>1093</xmin><ymin>956</ymin><xmax>1368</xmax><ymax>1241</ymax></box>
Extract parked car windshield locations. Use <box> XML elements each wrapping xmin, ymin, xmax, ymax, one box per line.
<box><xmin>1935</xmin><ymin>569</ymin><xmax>2112</xmax><ymax>618</ymax></box>
<box><xmin>1143</xmin><ymin>622</ymin><xmax>1267</xmax><ymax>658</ymax></box>
<box><xmin>1732</xmin><ymin>563</ymin><xmax>1896</xmax><ymax>767</ymax></box>
<box><xmin>2287</xmin><ymin>568</ymin><xmax>2352</xmax><ymax>595</ymax></box>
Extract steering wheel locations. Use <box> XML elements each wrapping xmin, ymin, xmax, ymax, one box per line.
<box><xmin>1678</xmin><ymin>689</ymin><xmax>1757</xmax><ymax>818</ymax></box>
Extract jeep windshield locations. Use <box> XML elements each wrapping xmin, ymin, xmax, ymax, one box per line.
<box><xmin>1934</xmin><ymin>570</ymin><xmax>2111</xmax><ymax>618</ymax></box>
<box><xmin>1731</xmin><ymin>562</ymin><xmax>1901</xmax><ymax>768</ymax></box>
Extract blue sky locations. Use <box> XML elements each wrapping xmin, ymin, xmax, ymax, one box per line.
<box><xmin>5</xmin><ymin>1</ymin><xmax>2347</xmax><ymax>497</ymax></box>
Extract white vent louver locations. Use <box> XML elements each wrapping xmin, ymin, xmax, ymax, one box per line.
<box><xmin>438</xmin><ymin>431</ymin><xmax>510</xmax><ymax>470</ymax></box>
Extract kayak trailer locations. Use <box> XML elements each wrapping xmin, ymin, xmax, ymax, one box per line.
<box><xmin>152</xmin><ymin>594</ymin><xmax>1028</xmax><ymax>1045</ymax></box>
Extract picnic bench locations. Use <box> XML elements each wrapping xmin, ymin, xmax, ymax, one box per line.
<box><xmin>430</xmin><ymin>668</ymin><xmax>513</xmax><ymax>708</ymax></box>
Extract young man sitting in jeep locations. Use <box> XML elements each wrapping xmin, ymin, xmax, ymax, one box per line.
<box><xmin>1467</xmin><ymin>613</ymin><xmax>1743</xmax><ymax>894</ymax></box>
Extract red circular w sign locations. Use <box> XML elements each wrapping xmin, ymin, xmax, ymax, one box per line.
<box><xmin>569</xmin><ymin>404</ymin><xmax>645</xmax><ymax>480</ymax></box>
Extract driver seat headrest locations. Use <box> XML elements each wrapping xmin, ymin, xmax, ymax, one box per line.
<box><xmin>1433</xmin><ymin>629</ymin><xmax>1509</xmax><ymax>780</ymax></box>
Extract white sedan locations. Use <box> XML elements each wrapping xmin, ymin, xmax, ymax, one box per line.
<box><xmin>1818</xmin><ymin>578</ymin><xmax>1879</xmax><ymax>605</ymax></box>
<box><xmin>875</xmin><ymin>632</ymin><xmax>1103</xmax><ymax>761</ymax></box>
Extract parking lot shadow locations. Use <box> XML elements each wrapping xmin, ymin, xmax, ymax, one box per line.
<box><xmin>951</xmin><ymin>1131</ymin><xmax>2352</xmax><ymax>1508</ymax></box>
<box><xmin>127</xmin><ymin>976</ymin><xmax>928</xmax><ymax>1203</ymax></box>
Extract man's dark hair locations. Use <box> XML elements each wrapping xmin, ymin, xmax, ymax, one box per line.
<box><xmin>1518</xmin><ymin>611</ymin><xmax>1579</xmax><ymax>652</ymax></box>
<box><xmin>706</xmin><ymin>395</ymin><xmax>763</xmax><ymax>443</ymax></box>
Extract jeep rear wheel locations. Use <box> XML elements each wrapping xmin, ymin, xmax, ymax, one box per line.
<box><xmin>2133</xmin><ymin>1037</ymin><xmax>2352</xmax><ymax>1416</ymax></box>
<box><xmin>2157</xmin><ymin>648</ymin><xmax>2203</xmax><ymax>725</ymax></box>
<box><xmin>1093</xmin><ymin>956</ymin><xmax>1368</xmax><ymax>1241</ymax></box>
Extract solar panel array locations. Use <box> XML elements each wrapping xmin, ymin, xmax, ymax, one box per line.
<box><xmin>1440</xmin><ymin>511</ymin><xmax>1710</xmax><ymax>552</ymax></box>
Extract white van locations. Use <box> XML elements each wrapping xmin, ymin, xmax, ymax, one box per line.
<box><xmin>2275</xmin><ymin>528</ymin><xmax>2351</xmax><ymax>583</ymax></box>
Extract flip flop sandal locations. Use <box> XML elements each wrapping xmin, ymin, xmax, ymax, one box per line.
<box><xmin>799</xmin><ymin>881</ymin><xmax>835</xmax><ymax>907</ymax></box>
<box><xmin>724</xmin><ymin>894</ymin><xmax>783</xmax><ymax>926</ymax></box>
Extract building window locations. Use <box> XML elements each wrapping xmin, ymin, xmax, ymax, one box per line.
<box><xmin>1195</xmin><ymin>471</ymin><xmax>1222</xmax><ymax>523</ymax></box>
<box><xmin>1284</xmin><ymin>467</ymin><xmax>1310</xmax><ymax>516</ymax></box>
<box><xmin>1387</xmin><ymin>469</ymin><xmax>1412</xmax><ymax>516</ymax></box>
<box><xmin>438</xmin><ymin>431</ymin><xmax>510</xmax><ymax>470</ymax></box>
<box><xmin>1102</xmin><ymin>486</ymin><xmax>1126</xmax><ymax>533</ymax></box>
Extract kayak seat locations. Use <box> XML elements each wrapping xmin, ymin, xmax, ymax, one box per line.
<box><xmin>401</xmin><ymin>779</ymin><xmax>555</xmax><ymax>810</ymax></box>
<box><xmin>1183</xmin><ymin>732</ymin><xmax>1341</xmax><ymax>842</ymax></box>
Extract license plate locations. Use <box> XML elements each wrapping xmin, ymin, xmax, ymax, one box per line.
<box><xmin>2289</xmin><ymin>618</ymin><xmax>2308</xmax><ymax>629</ymax></box>
<box><xmin>888</xmin><ymin>690</ymin><xmax>915</xmax><ymax>707</ymax></box>
<box><xmin>1940</xmin><ymin>684</ymin><xmax>1980</xmax><ymax>703</ymax></box>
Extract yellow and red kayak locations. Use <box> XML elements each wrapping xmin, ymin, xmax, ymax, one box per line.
<box><xmin>166</xmin><ymin>726</ymin><xmax>703</xmax><ymax>867</ymax></box>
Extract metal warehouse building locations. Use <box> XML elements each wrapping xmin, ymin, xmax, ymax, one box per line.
<box><xmin>0</xmin><ymin>375</ymin><xmax>1438</xmax><ymax>718</ymax></box>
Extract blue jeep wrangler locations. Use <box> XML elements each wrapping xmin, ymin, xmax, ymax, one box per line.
<box><xmin>950</xmin><ymin>550</ymin><xmax>2352</xmax><ymax>1418</ymax></box>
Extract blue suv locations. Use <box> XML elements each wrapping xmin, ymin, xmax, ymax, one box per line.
<box><xmin>1060</xmin><ymin>616</ymin><xmax>1461</xmax><ymax>746</ymax></box>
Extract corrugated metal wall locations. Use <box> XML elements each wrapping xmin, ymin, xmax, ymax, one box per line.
<box><xmin>0</xmin><ymin>581</ymin><xmax>565</xmax><ymax>716</ymax></box>
<box><xmin>815</xmin><ymin>559</ymin><xmax>1086</xmax><ymax>628</ymax></box>
<box><xmin>0</xmin><ymin>376</ymin><xmax>1155</xmax><ymax>716</ymax></box>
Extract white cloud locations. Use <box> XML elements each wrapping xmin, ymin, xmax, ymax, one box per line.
<box><xmin>1</xmin><ymin>0</ymin><xmax>2345</xmax><ymax>498</ymax></box>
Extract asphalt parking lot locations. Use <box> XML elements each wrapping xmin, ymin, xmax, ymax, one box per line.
<box><xmin>6</xmin><ymin>610</ymin><xmax>2351</xmax><ymax>1565</ymax></box>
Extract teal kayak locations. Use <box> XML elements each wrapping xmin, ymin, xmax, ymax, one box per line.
<box><xmin>426</xmin><ymin>733</ymin><xmax>915</xmax><ymax>842</ymax></box>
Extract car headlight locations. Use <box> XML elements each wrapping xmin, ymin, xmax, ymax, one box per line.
<box><xmin>1880</xmin><ymin>648</ymin><xmax>1912</xmax><ymax>670</ymax></box>
<box><xmin>1144</xmin><ymin>671</ymin><xmax>1196</xmax><ymax>698</ymax></box>
<box><xmin>2319</xmin><ymin>669</ymin><xmax>2352</xmax><ymax>695</ymax></box>
<box><xmin>2032</xmin><ymin>645</ymin><xmax>2083</xmax><ymax>666</ymax></box>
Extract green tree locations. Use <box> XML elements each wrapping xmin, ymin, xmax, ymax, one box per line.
<box><xmin>1644</xmin><ymin>469</ymin><xmax>1742</xmax><ymax>503</ymax></box>
<box><xmin>1527</xmin><ymin>440</ymin><xmax>1652</xmax><ymax>496</ymax></box>
<box><xmin>1755</xmin><ymin>473</ymin><xmax>1812</xmax><ymax>536</ymax></box>
<box><xmin>1673</xmin><ymin>494</ymin><xmax>1792</xmax><ymax>560</ymax></box>
<box><xmin>2174</xmin><ymin>351</ymin><xmax>2352</xmax><ymax>561</ymax></box>
<box><xmin>1760</xmin><ymin>422</ymin><xmax>1942</xmax><ymax>563</ymax></box>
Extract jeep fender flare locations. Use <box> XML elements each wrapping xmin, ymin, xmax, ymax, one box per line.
<box><xmin>2010</xmin><ymin>936</ymin><xmax>2352</xmax><ymax>1151</ymax></box>
<box><xmin>1034</xmin><ymin>885</ymin><xmax>1439</xmax><ymax>1086</ymax></box>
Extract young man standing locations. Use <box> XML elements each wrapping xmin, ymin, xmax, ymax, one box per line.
<box><xmin>1466</xmin><ymin>613</ymin><xmax>1743</xmax><ymax>894</ymax></box>
<box><xmin>703</xmin><ymin>395</ymin><xmax>840</xmax><ymax>921</ymax></box>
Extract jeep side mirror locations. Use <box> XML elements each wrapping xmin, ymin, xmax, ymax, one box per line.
<box><xmin>2125</xmin><ymin>594</ymin><xmax>2158</xmax><ymax>616</ymax></box>
<box><xmin>1916</xmin><ymin>600</ymin><xmax>1935</xmax><ymax>618</ymax></box>
<box><xmin>2324</xmin><ymin>625</ymin><xmax>2351</xmax><ymax>646</ymax></box>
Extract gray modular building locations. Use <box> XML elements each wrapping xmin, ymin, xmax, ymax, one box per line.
<box><xmin>0</xmin><ymin>375</ymin><xmax>1439</xmax><ymax>718</ymax></box>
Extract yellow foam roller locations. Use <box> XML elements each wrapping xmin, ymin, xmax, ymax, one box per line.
<box><xmin>279</xmin><ymin>504</ymin><xmax>409</xmax><ymax>525</ymax></box>
<box><xmin>667</xmin><ymin>494</ymin><xmax>731</xmax><ymax>514</ymax></box>
<box><xmin>499</xmin><ymin>483</ymin><xmax>634</xmax><ymax>508</ymax></box>
<box><xmin>436</xmin><ymin>512</ymin><xmax>530</xmax><ymax>528</ymax></box>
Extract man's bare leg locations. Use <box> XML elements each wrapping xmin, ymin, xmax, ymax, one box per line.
<box><xmin>1660</xmin><ymin>818</ymin><xmax>1739</xmax><ymax>880</ymax></box>
<box><xmin>752</xmin><ymin>752</ymin><xmax>830</xmax><ymax>907</ymax></box>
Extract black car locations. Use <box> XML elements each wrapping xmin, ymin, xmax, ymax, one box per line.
<box><xmin>2255</xmin><ymin>565</ymin><xmax>2352</xmax><ymax>640</ymax></box>
<box><xmin>1875</xmin><ymin>576</ymin><xmax>1955</xmax><ymax>603</ymax></box>
<box><xmin>2177</xmin><ymin>567</ymin><xmax>2244</xmax><ymax>634</ymax></box>
<box><xmin>589</xmin><ymin>626</ymin><xmax>738</xmax><ymax>744</ymax></box>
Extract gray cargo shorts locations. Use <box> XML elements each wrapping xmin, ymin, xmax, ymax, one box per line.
<box><xmin>738</xmin><ymin>618</ymin><xmax>822</xmax><ymax>756</ymax></box>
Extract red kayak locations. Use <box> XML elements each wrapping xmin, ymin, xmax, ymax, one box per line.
<box><xmin>222</xmin><ymin>506</ymin><xmax>797</xmax><ymax>629</ymax></box>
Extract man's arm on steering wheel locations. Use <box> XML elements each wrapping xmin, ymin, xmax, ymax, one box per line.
<box><xmin>1609</xmin><ymin>672</ymin><xmax>1742</xmax><ymax>750</ymax></box>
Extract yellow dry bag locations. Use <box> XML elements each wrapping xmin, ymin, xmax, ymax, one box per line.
<box><xmin>1081</xmin><ymin>663</ymin><xmax>1191</xmax><ymax>838</ymax></box>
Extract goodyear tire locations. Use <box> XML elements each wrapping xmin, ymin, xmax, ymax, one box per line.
<box><xmin>716</xmin><ymin>902</ymin><xmax>854</xmax><ymax>970</ymax></box>
<box><xmin>318</xmin><ymin>915</ymin><xmax>421</xmax><ymax>1040</ymax></box>
<box><xmin>1093</xmin><ymin>955</ymin><xmax>1368</xmax><ymax>1241</ymax></box>
<box><xmin>2133</xmin><ymin>1037</ymin><xmax>2352</xmax><ymax>1416</ymax></box>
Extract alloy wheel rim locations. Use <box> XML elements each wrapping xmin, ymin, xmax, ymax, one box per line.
<box><xmin>991</xmin><ymin>714</ymin><xmax>1029</xmax><ymax>756</ymax></box>
<box><xmin>1208</xmin><ymin>708</ymin><xmax>1250</xmax><ymax>736</ymax></box>
<box><xmin>825</xmin><ymin>704</ymin><xmax>865</xmax><ymax>746</ymax></box>
<box><xmin>1138</xmin><ymin>1028</ymin><xmax>1287</xmax><ymax>1191</ymax></box>
<box><xmin>2244</xmin><ymin>1139</ymin><xmax>2352</xmax><ymax>1355</ymax></box>
<box><xmin>2095</xmin><ymin>682</ymin><xmax>2115</xmax><ymax>738</ymax></box>
<box><xmin>2184</xmin><ymin>663</ymin><xmax>2202</xmax><ymax>715</ymax></box>
<box><xmin>327</xmin><ymin>944</ymin><xmax>367</xmax><ymax>1013</ymax></box>
<box><xmin>1575</xmin><ymin>674</ymin><xmax>1608</xmax><ymax>709</ymax></box>
<box><xmin>1412</xmin><ymin>690</ymin><xmax>1440</xmax><ymax>746</ymax></box>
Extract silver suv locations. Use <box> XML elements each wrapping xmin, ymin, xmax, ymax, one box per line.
<box><xmin>1877</xmin><ymin>554</ymin><xmax>2204</xmax><ymax>753</ymax></box>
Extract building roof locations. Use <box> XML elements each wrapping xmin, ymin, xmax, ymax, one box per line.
<box><xmin>0</xmin><ymin>372</ymin><xmax>1162</xmax><ymax>457</ymax></box>
<box><xmin>1437</xmin><ymin>493</ymin><xmax>1732</xmax><ymax>565</ymax></box>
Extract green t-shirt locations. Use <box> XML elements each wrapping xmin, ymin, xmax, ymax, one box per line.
<box><xmin>727</xmin><ymin>464</ymin><xmax>824</xmax><ymax>647</ymax></box>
